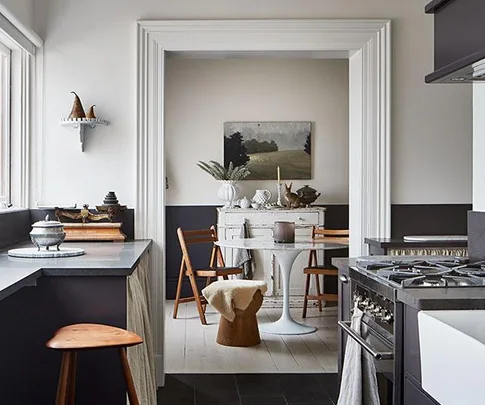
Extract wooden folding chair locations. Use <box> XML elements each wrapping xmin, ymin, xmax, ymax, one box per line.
<box><xmin>302</xmin><ymin>227</ymin><xmax>349</xmax><ymax>318</ymax></box>
<box><xmin>173</xmin><ymin>225</ymin><xmax>244</xmax><ymax>325</ymax></box>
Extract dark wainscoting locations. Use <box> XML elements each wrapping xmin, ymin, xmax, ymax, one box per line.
<box><xmin>391</xmin><ymin>204</ymin><xmax>471</xmax><ymax>238</ymax></box>
<box><xmin>165</xmin><ymin>204</ymin><xmax>472</xmax><ymax>298</ymax></box>
<box><xmin>0</xmin><ymin>210</ymin><xmax>31</xmax><ymax>250</ymax></box>
<box><xmin>0</xmin><ymin>209</ymin><xmax>135</xmax><ymax>253</ymax></box>
<box><xmin>318</xmin><ymin>204</ymin><xmax>349</xmax><ymax>229</ymax></box>
<box><xmin>165</xmin><ymin>205</ymin><xmax>349</xmax><ymax>299</ymax></box>
<box><xmin>166</xmin><ymin>206</ymin><xmax>219</xmax><ymax>299</ymax></box>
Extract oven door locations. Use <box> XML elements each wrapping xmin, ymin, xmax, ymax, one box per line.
<box><xmin>338</xmin><ymin>315</ymin><xmax>395</xmax><ymax>404</ymax></box>
<box><xmin>338</xmin><ymin>315</ymin><xmax>394</xmax><ymax>374</ymax></box>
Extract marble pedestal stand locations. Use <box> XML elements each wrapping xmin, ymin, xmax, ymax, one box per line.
<box><xmin>259</xmin><ymin>249</ymin><xmax>316</xmax><ymax>335</ymax></box>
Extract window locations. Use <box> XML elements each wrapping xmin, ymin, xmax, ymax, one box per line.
<box><xmin>0</xmin><ymin>12</ymin><xmax>41</xmax><ymax>209</ymax></box>
<box><xmin>0</xmin><ymin>41</ymin><xmax>10</xmax><ymax>204</ymax></box>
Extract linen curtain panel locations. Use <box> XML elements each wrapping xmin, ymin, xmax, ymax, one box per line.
<box><xmin>127</xmin><ymin>253</ymin><xmax>157</xmax><ymax>405</ymax></box>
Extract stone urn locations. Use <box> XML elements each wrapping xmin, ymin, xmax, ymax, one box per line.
<box><xmin>296</xmin><ymin>185</ymin><xmax>321</xmax><ymax>206</ymax></box>
<box><xmin>29</xmin><ymin>215</ymin><xmax>66</xmax><ymax>251</ymax></box>
<box><xmin>217</xmin><ymin>181</ymin><xmax>240</xmax><ymax>208</ymax></box>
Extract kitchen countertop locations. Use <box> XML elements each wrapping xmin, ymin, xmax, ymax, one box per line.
<box><xmin>332</xmin><ymin>257</ymin><xmax>485</xmax><ymax>310</ymax></box>
<box><xmin>0</xmin><ymin>240</ymin><xmax>151</xmax><ymax>302</ymax></box>
<box><xmin>365</xmin><ymin>237</ymin><xmax>467</xmax><ymax>248</ymax></box>
<box><xmin>396</xmin><ymin>288</ymin><xmax>485</xmax><ymax>310</ymax></box>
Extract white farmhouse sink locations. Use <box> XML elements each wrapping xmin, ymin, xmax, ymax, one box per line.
<box><xmin>418</xmin><ymin>310</ymin><xmax>485</xmax><ymax>405</ymax></box>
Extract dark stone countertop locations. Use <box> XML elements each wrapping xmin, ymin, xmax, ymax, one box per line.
<box><xmin>396</xmin><ymin>288</ymin><xmax>485</xmax><ymax>310</ymax></box>
<box><xmin>0</xmin><ymin>240</ymin><xmax>152</xmax><ymax>302</ymax></box>
<box><xmin>333</xmin><ymin>257</ymin><xmax>356</xmax><ymax>269</ymax></box>
<box><xmin>332</xmin><ymin>257</ymin><xmax>485</xmax><ymax>310</ymax></box>
<box><xmin>365</xmin><ymin>237</ymin><xmax>467</xmax><ymax>248</ymax></box>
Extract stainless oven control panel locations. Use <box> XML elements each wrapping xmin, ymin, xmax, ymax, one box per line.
<box><xmin>352</xmin><ymin>285</ymin><xmax>394</xmax><ymax>325</ymax></box>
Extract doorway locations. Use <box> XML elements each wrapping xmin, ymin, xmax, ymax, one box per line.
<box><xmin>135</xmin><ymin>19</ymin><xmax>391</xmax><ymax>384</ymax></box>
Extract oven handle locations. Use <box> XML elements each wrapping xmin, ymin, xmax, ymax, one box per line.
<box><xmin>338</xmin><ymin>321</ymin><xmax>394</xmax><ymax>360</ymax></box>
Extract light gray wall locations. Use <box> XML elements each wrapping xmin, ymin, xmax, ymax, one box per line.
<box><xmin>32</xmin><ymin>0</ymin><xmax>472</xmax><ymax>207</ymax></box>
<box><xmin>165</xmin><ymin>58</ymin><xmax>349</xmax><ymax>205</ymax></box>
<box><xmin>0</xmin><ymin>0</ymin><xmax>33</xmax><ymax>29</ymax></box>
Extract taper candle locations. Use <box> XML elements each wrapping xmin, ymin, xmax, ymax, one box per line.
<box><xmin>277</xmin><ymin>166</ymin><xmax>280</xmax><ymax>184</ymax></box>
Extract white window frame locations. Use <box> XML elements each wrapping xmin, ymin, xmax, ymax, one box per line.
<box><xmin>0</xmin><ymin>12</ymin><xmax>42</xmax><ymax>211</ymax></box>
<box><xmin>0</xmin><ymin>41</ymin><xmax>11</xmax><ymax>205</ymax></box>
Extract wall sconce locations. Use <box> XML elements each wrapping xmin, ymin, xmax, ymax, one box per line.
<box><xmin>59</xmin><ymin>91</ymin><xmax>109</xmax><ymax>151</ymax></box>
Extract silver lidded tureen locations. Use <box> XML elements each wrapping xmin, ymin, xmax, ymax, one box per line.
<box><xmin>30</xmin><ymin>214</ymin><xmax>66</xmax><ymax>251</ymax></box>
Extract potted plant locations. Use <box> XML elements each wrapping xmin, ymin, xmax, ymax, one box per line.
<box><xmin>197</xmin><ymin>161</ymin><xmax>251</xmax><ymax>207</ymax></box>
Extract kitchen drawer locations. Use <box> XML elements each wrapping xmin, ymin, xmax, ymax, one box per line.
<box><xmin>223</xmin><ymin>211</ymin><xmax>320</xmax><ymax>227</ymax></box>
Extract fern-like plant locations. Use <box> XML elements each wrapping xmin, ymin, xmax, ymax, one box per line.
<box><xmin>197</xmin><ymin>160</ymin><xmax>251</xmax><ymax>181</ymax></box>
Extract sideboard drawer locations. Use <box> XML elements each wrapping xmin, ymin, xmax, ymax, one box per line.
<box><xmin>290</xmin><ymin>212</ymin><xmax>320</xmax><ymax>226</ymax></box>
<box><xmin>222</xmin><ymin>210</ymin><xmax>320</xmax><ymax>227</ymax></box>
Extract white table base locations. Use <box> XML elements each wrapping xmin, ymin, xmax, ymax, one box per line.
<box><xmin>258</xmin><ymin>249</ymin><xmax>317</xmax><ymax>335</ymax></box>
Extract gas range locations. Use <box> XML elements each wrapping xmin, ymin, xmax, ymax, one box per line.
<box><xmin>355</xmin><ymin>255</ymin><xmax>485</xmax><ymax>288</ymax></box>
<box><xmin>340</xmin><ymin>254</ymin><xmax>485</xmax><ymax>404</ymax></box>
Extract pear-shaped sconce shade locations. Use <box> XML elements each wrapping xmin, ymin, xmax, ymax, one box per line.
<box><xmin>68</xmin><ymin>91</ymin><xmax>86</xmax><ymax>119</ymax></box>
<box><xmin>86</xmin><ymin>105</ymin><xmax>97</xmax><ymax>119</ymax></box>
<box><xmin>61</xmin><ymin>93</ymin><xmax>108</xmax><ymax>151</ymax></box>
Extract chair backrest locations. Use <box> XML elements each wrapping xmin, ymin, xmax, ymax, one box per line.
<box><xmin>176</xmin><ymin>226</ymin><xmax>226</xmax><ymax>272</ymax></box>
<box><xmin>308</xmin><ymin>227</ymin><xmax>350</xmax><ymax>267</ymax></box>
<box><xmin>312</xmin><ymin>227</ymin><xmax>350</xmax><ymax>244</ymax></box>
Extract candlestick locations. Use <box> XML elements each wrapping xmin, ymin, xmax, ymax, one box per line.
<box><xmin>276</xmin><ymin>182</ymin><xmax>282</xmax><ymax>206</ymax></box>
<box><xmin>277</xmin><ymin>166</ymin><xmax>280</xmax><ymax>184</ymax></box>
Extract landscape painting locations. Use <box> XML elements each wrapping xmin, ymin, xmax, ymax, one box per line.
<box><xmin>223</xmin><ymin>122</ymin><xmax>312</xmax><ymax>180</ymax></box>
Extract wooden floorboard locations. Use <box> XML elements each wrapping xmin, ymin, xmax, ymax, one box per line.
<box><xmin>166</xmin><ymin>300</ymin><xmax>338</xmax><ymax>373</ymax></box>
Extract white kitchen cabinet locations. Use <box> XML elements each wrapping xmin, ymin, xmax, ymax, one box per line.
<box><xmin>217</xmin><ymin>207</ymin><xmax>325</xmax><ymax>297</ymax></box>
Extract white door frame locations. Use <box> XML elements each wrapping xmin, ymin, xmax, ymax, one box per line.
<box><xmin>136</xmin><ymin>19</ymin><xmax>391</xmax><ymax>384</ymax></box>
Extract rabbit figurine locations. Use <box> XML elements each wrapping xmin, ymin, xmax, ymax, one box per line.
<box><xmin>284</xmin><ymin>183</ymin><xmax>303</xmax><ymax>209</ymax></box>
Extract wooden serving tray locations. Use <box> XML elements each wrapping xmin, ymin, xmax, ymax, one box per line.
<box><xmin>63</xmin><ymin>222</ymin><xmax>126</xmax><ymax>242</ymax></box>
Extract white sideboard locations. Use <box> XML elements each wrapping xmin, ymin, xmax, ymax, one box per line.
<box><xmin>217</xmin><ymin>207</ymin><xmax>325</xmax><ymax>297</ymax></box>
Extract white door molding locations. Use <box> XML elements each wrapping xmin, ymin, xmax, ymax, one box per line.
<box><xmin>136</xmin><ymin>18</ymin><xmax>391</xmax><ymax>384</ymax></box>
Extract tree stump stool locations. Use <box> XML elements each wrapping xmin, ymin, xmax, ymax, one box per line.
<box><xmin>202</xmin><ymin>280</ymin><xmax>267</xmax><ymax>347</ymax></box>
<box><xmin>216</xmin><ymin>290</ymin><xmax>264</xmax><ymax>347</ymax></box>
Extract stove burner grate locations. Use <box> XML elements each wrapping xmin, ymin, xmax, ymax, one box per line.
<box><xmin>356</xmin><ymin>257</ymin><xmax>485</xmax><ymax>288</ymax></box>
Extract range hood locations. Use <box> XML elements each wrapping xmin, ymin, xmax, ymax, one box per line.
<box><xmin>425</xmin><ymin>50</ymin><xmax>485</xmax><ymax>83</ymax></box>
<box><xmin>425</xmin><ymin>0</ymin><xmax>485</xmax><ymax>83</ymax></box>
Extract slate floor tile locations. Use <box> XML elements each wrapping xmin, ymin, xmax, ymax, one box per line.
<box><xmin>158</xmin><ymin>374</ymin><xmax>195</xmax><ymax>405</ymax></box>
<box><xmin>279</xmin><ymin>374</ymin><xmax>332</xmax><ymax>404</ymax></box>
<box><xmin>236</xmin><ymin>373</ymin><xmax>282</xmax><ymax>397</ymax></box>
<box><xmin>314</xmin><ymin>373</ymin><xmax>339</xmax><ymax>403</ymax></box>
<box><xmin>195</xmin><ymin>374</ymin><xmax>239</xmax><ymax>404</ymax></box>
<box><xmin>157</xmin><ymin>373</ymin><xmax>340</xmax><ymax>405</ymax></box>
<box><xmin>241</xmin><ymin>396</ymin><xmax>287</xmax><ymax>405</ymax></box>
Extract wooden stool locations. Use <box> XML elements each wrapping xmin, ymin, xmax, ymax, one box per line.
<box><xmin>46</xmin><ymin>323</ymin><xmax>143</xmax><ymax>405</ymax></box>
<box><xmin>216</xmin><ymin>290</ymin><xmax>264</xmax><ymax>347</ymax></box>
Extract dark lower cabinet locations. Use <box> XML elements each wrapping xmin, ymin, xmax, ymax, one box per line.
<box><xmin>404</xmin><ymin>377</ymin><xmax>439</xmax><ymax>405</ymax></box>
<box><xmin>403</xmin><ymin>306</ymin><xmax>422</xmax><ymax>382</ymax></box>
<box><xmin>402</xmin><ymin>305</ymin><xmax>440</xmax><ymax>405</ymax></box>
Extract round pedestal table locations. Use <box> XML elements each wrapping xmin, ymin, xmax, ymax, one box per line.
<box><xmin>215</xmin><ymin>238</ymin><xmax>348</xmax><ymax>335</ymax></box>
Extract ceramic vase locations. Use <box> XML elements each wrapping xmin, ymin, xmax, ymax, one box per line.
<box><xmin>217</xmin><ymin>181</ymin><xmax>240</xmax><ymax>208</ymax></box>
<box><xmin>252</xmin><ymin>189</ymin><xmax>272</xmax><ymax>206</ymax></box>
